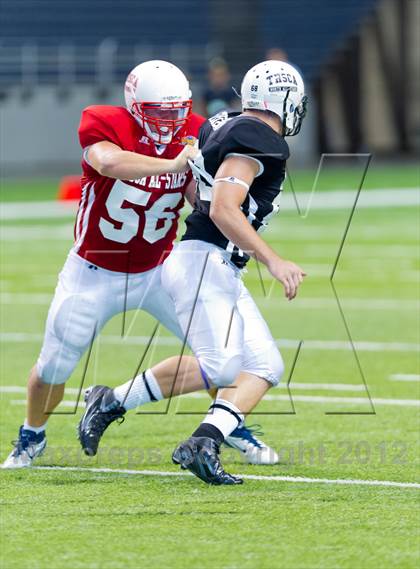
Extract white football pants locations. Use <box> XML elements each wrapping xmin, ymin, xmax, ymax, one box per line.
<box><xmin>37</xmin><ymin>250</ymin><xmax>184</xmax><ymax>384</ymax></box>
<box><xmin>161</xmin><ymin>240</ymin><xmax>284</xmax><ymax>387</ymax></box>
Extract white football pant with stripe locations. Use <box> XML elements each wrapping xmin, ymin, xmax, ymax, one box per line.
<box><xmin>161</xmin><ymin>240</ymin><xmax>284</xmax><ymax>388</ymax></box>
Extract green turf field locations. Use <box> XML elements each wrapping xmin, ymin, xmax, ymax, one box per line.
<box><xmin>0</xmin><ymin>164</ymin><xmax>419</xmax><ymax>569</ymax></box>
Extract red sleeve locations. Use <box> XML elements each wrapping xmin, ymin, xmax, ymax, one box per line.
<box><xmin>78</xmin><ymin>106</ymin><xmax>122</xmax><ymax>150</ymax></box>
<box><xmin>188</xmin><ymin>113</ymin><xmax>206</xmax><ymax>137</ymax></box>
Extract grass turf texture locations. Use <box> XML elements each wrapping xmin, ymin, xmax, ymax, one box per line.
<box><xmin>1</xmin><ymin>165</ymin><xmax>419</xmax><ymax>568</ymax></box>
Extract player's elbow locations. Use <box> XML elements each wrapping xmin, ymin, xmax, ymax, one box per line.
<box><xmin>209</xmin><ymin>201</ymin><xmax>231</xmax><ymax>224</ymax></box>
<box><xmin>95</xmin><ymin>153</ymin><xmax>120</xmax><ymax>178</ymax></box>
<box><xmin>209</xmin><ymin>202</ymin><xmax>220</xmax><ymax>222</ymax></box>
<box><xmin>210</xmin><ymin>202</ymin><xmax>239</xmax><ymax>234</ymax></box>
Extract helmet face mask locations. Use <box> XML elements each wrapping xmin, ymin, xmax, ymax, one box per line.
<box><xmin>281</xmin><ymin>92</ymin><xmax>308</xmax><ymax>136</ymax></box>
<box><xmin>241</xmin><ymin>60</ymin><xmax>307</xmax><ymax>136</ymax></box>
<box><xmin>124</xmin><ymin>60</ymin><xmax>192</xmax><ymax>144</ymax></box>
<box><xmin>131</xmin><ymin>101</ymin><xmax>192</xmax><ymax>144</ymax></box>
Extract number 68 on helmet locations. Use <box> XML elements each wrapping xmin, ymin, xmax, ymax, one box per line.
<box><xmin>241</xmin><ymin>60</ymin><xmax>308</xmax><ymax>136</ymax></box>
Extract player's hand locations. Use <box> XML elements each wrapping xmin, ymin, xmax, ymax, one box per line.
<box><xmin>267</xmin><ymin>256</ymin><xmax>307</xmax><ymax>300</ymax></box>
<box><xmin>171</xmin><ymin>145</ymin><xmax>199</xmax><ymax>173</ymax></box>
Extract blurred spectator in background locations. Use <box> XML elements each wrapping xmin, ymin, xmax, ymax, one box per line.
<box><xmin>265</xmin><ymin>47</ymin><xmax>304</xmax><ymax>80</ymax></box>
<box><xmin>202</xmin><ymin>57</ymin><xmax>239</xmax><ymax>117</ymax></box>
<box><xmin>265</xmin><ymin>47</ymin><xmax>288</xmax><ymax>62</ymax></box>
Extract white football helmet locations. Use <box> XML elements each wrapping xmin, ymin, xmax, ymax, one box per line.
<box><xmin>241</xmin><ymin>60</ymin><xmax>307</xmax><ymax>136</ymax></box>
<box><xmin>124</xmin><ymin>60</ymin><xmax>192</xmax><ymax>144</ymax></box>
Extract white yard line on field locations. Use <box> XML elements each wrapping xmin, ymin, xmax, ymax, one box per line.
<box><xmin>0</xmin><ymin>383</ymin><xmax>366</xmax><ymax>395</ymax></box>
<box><xmin>1</xmin><ymin>188</ymin><xmax>419</xmax><ymax>221</ymax></box>
<box><xmin>282</xmin><ymin>188</ymin><xmax>420</xmax><ymax>211</ymax></box>
<box><xmin>0</xmin><ymin>293</ymin><xmax>53</xmax><ymax>304</ymax></box>
<box><xmin>389</xmin><ymin>374</ymin><xmax>420</xmax><ymax>382</ymax></box>
<box><xmin>31</xmin><ymin>465</ymin><xmax>420</xmax><ymax>489</ymax></box>
<box><xmin>0</xmin><ymin>225</ymin><xmax>74</xmax><ymax>241</ymax></box>
<box><xmin>255</xmin><ymin>297</ymin><xmax>419</xmax><ymax>310</ymax></box>
<box><xmin>280</xmin><ymin>383</ymin><xmax>365</xmax><ymax>391</ymax></box>
<box><xmin>1</xmin><ymin>225</ymin><xmax>417</xmax><ymax>244</ymax></box>
<box><xmin>266</xmin><ymin>395</ymin><xmax>419</xmax><ymax>407</ymax></box>
<box><xmin>0</xmin><ymin>386</ymin><xmax>80</xmax><ymax>395</ymax></box>
<box><xmin>281</xmin><ymin>339</ymin><xmax>419</xmax><ymax>353</ymax></box>
<box><xmin>285</xmin><ymin>244</ymin><xmax>420</xmax><ymax>258</ymax></box>
<box><xmin>0</xmin><ymin>202</ymin><xmax>78</xmax><ymax>220</ymax></box>
<box><xmin>183</xmin><ymin>393</ymin><xmax>420</xmax><ymax>407</ymax></box>
<box><xmin>8</xmin><ymin>394</ymin><xmax>420</xmax><ymax>408</ymax></box>
<box><xmin>1</xmin><ymin>332</ymin><xmax>419</xmax><ymax>352</ymax></box>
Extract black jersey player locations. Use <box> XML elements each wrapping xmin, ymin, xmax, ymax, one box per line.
<box><xmin>162</xmin><ymin>59</ymin><xmax>308</xmax><ymax>485</ymax></box>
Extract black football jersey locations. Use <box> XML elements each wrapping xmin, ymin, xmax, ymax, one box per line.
<box><xmin>182</xmin><ymin>111</ymin><xmax>289</xmax><ymax>268</ymax></box>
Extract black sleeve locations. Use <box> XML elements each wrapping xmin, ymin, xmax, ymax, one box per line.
<box><xmin>216</xmin><ymin>120</ymin><xmax>289</xmax><ymax>175</ymax></box>
<box><xmin>198</xmin><ymin>120</ymin><xmax>213</xmax><ymax>148</ymax></box>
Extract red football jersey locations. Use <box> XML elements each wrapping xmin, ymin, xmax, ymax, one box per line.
<box><xmin>75</xmin><ymin>105</ymin><xmax>205</xmax><ymax>273</ymax></box>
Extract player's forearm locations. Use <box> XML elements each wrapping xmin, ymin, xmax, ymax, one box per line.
<box><xmin>95</xmin><ymin>149</ymin><xmax>176</xmax><ymax>180</ymax></box>
<box><xmin>210</xmin><ymin>205</ymin><xmax>279</xmax><ymax>266</ymax></box>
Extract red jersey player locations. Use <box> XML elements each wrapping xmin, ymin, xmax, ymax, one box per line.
<box><xmin>3</xmin><ymin>60</ymin><xmax>279</xmax><ymax>470</ymax></box>
<box><xmin>2</xmin><ymin>60</ymin><xmax>204</xmax><ymax>468</ymax></box>
<box><xmin>76</xmin><ymin>95</ymin><xmax>202</xmax><ymax>273</ymax></box>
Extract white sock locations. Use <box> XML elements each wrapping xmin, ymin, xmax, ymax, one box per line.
<box><xmin>113</xmin><ymin>369</ymin><xmax>163</xmax><ymax>411</ymax></box>
<box><xmin>23</xmin><ymin>420</ymin><xmax>47</xmax><ymax>434</ymax></box>
<box><xmin>201</xmin><ymin>398</ymin><xmax>244</xmax><ymax>439</ymax></box>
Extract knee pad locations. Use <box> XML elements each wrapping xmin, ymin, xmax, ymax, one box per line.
<box><xmin>37</xmin><ymin>346</ymin><xmax>82</xmax><ymax>385</ymax></box>
<box><xmin>243</xmin><ymin>345</ymin><xmax>285</xmax><ymax>387</ymax></box>
<box><xmin>267</xmin><ymin>348</ymin><xmax>285</xmax><ymax>386</ymax></box>
<box><xmin>38</xmin><ymin>294</ymin><xmax>99</xmax><ymax>385</ymax></box>
<box><xmin>199</xmin><ymin>352</ymin><xmax>243</xmax><ymax>388</ymax></box>
<box><xmin>54</xmin><ymin>294</ymin><xmax>99</xmax><ymax>350</ymax></box>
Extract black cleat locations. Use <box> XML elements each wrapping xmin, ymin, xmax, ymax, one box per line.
<box><xmin>78</xmin><ymin>385</ymin><xmax>126</xmax><ymax>456</ymax></box>
<box><xmin>172</xmin><ymin>436</ymin><xmax>243</xmax><ymax>485</ymax></box>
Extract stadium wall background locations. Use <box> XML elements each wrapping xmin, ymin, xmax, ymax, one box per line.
<box><xmin>0</xmin><ymin>0</ymin><xmax>418</xmax><ymax>176</ymax></box>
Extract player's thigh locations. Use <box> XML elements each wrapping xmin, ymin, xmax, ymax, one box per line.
<box><xmin>136</xmin><ymin>265</ymin><xmax>185</xmax><ymax>341</ymax></box>
<box><xmin>161</xmin><ymin>242</ymin><xmax>244</xmax><ymax>386</ymax></box>
<box><xmin>37</xmin><ymin>253</ymin><xmax>117</xmax><ymax>384</ymax></box>
<box><xmin>237</xmin><ymin>282</ymin><xmax>284</xmax><ymax>386</ymax></box>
